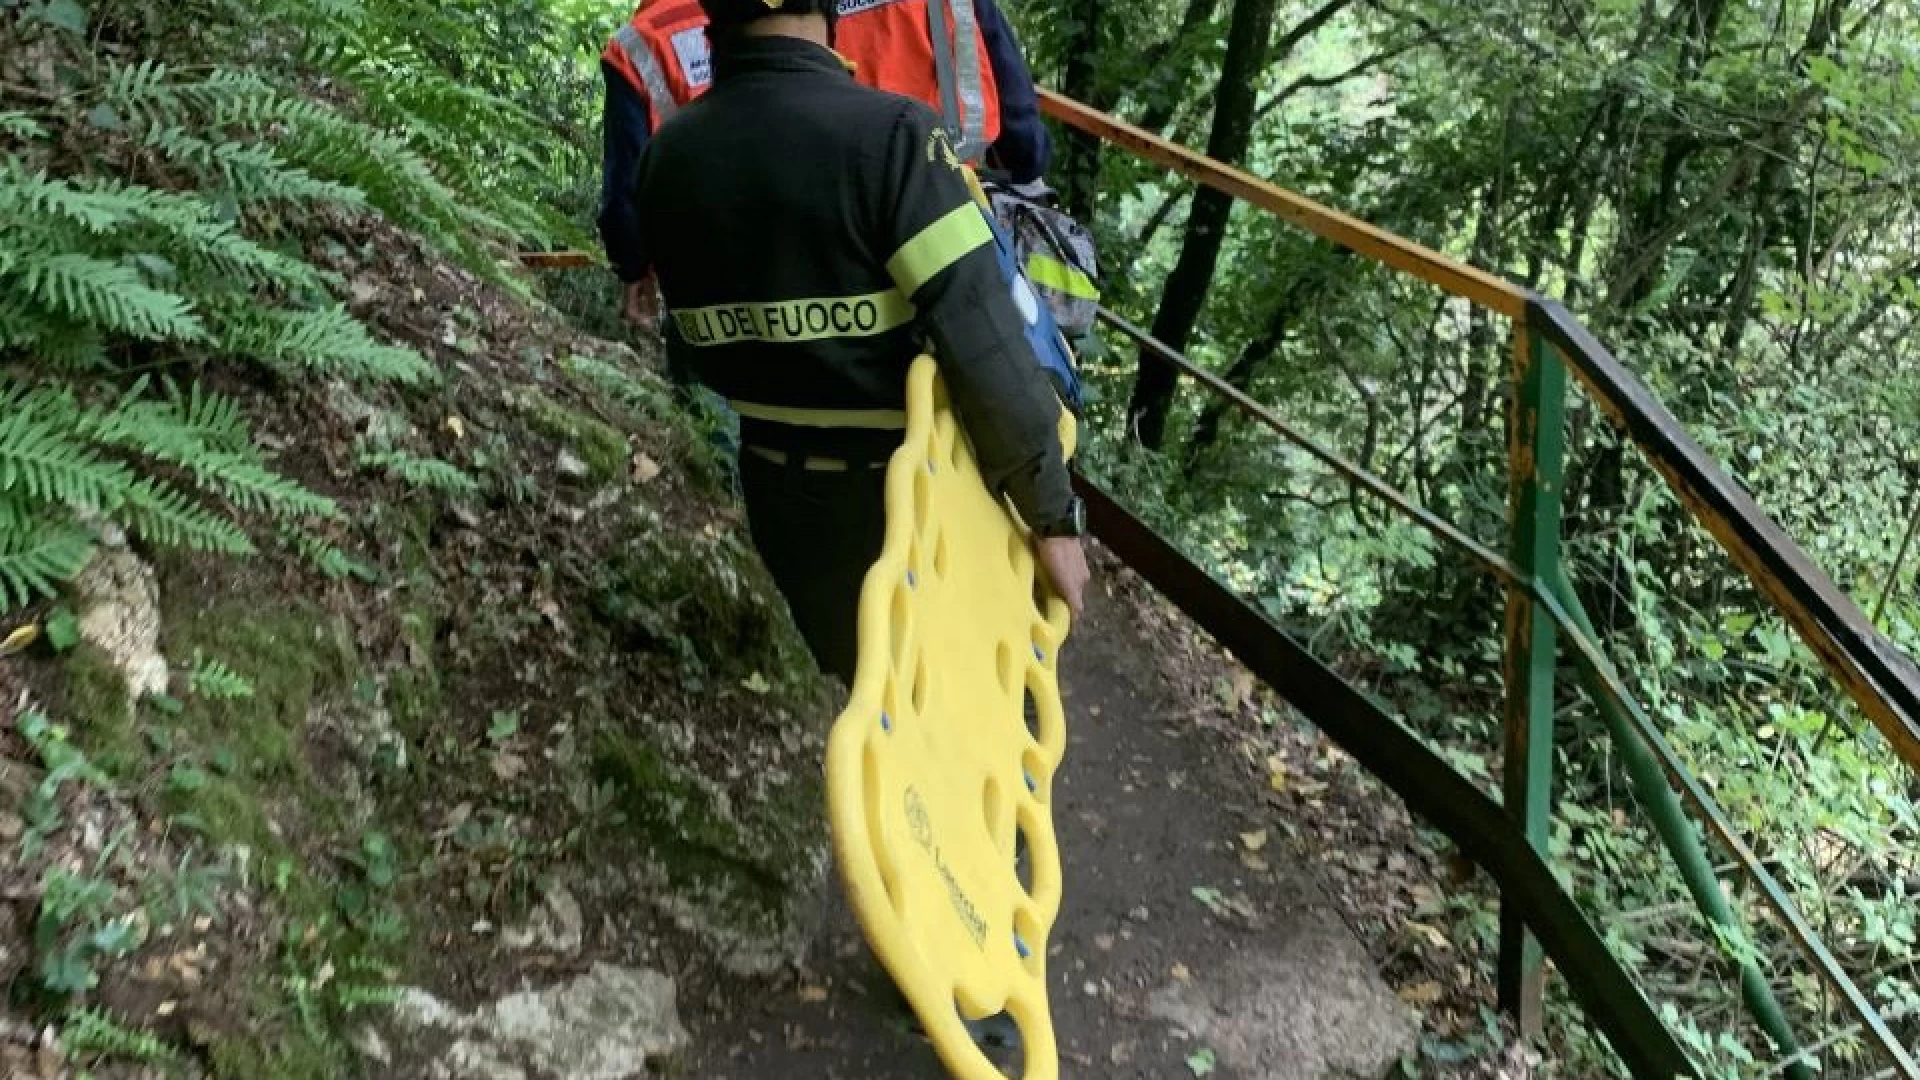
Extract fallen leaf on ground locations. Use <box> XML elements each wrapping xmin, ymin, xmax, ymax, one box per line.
<box><xmin>1239</xmin><ymin>829</ymin><xmax>1268</xmax><ymax>852</ymax></box>
<box><xmin>633</xmin><ymin>453</ymin><xmax>662</xmax><ymax>482</ymax></box>
<box><xmin>798</xmin><ymin>985</ymin><xmax>828</xmax><ymax>1003</ymax></box>
<box><xmin>1170</xmin><ymin>962</ymin><xmax>1191</xmax><ymax>982</ymax></box>
<box><xmin>1185</xmin><ymin>1047</ymin><xmax>1217</xmax><ymax>1076</ymax></box>
<box><xmin>0</xmin><ymin>625</ymin><xmax>40</xmax><ymax>657</ymax></box>
<box><xmin>1398</xmin><ymin>980</ymin><xmax>1443</xmax><ymax>1005</ymax></box>
<box><xmin>1266</xmin><ymin>753</ymin><xmax>1288</xmax><ymax>792</ymax></box>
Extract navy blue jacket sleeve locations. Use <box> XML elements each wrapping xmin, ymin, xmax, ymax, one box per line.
<box><xmin>597</xmin><ymin>59</ymin><xmax>655</xmax><ymax>283</ymax></box>
<box><xmin>974</xmin><ymin>0</ymin><xmax>1050</xmax><ymax>185</ymax></box>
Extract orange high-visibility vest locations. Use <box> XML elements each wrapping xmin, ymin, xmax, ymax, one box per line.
<box><xmin>836</xmin><ymin>0</ymin><xmax>1001</xmax><ymax>159</ymax></box>
<box><xmin>601</xmin><ymin>1</ymin><xmax>714</xmax><ymax>129</ymax></box>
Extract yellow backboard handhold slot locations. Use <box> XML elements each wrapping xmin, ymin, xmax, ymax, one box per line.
<box><xmin>826</xmin><ymin>356</ymin><xmax>1074</xmax><ymax>1080</ymax></box>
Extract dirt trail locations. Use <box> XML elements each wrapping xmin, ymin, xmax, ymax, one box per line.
<box><xmin>684</xmin><ymin>564</ymin><xmax>1417</xmax><ymax>1080</ymax></box>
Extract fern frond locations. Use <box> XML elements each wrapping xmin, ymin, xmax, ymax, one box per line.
<box><xmin>9</xmin><ymin>253</ymin><xmax>204</xmax><ymax>342</ymax></box>
<box><xmin>82</xmin><ymin>393</ymin><xmax>337</xmax><ymax>520</ymax></box>
<box><xmin>0</xmin><ymin>112</ymin><xmax>47</xmax><ymax>140</ymax></box>
<box><xmin>277</xmin><ymin>524</ymin><xmax>373</xmax><ymax>581</ymax></box>
<box><xmin>357</xmin><ymin>449</ymin><xmax>478</xmax><ymax>496</ymax></box>
<box><xmin>0</xmin><ymin>397</ymin><xmax>141</xmax><ymax>510</ymax></box>
<box><xmin>98</xmin><ymin>59</ymin><xmax>183</xmax><ymax>127</ymax></box>
<box><xmin>161</xmin><ymin>380</ymin><xmax>250</xmax><ymax>452</ymax></box>
<box><xmin>0</xmin><ymin>510</ymin><xmax>94</xmax><ymax>613</ymax></box>
<box><xmin>562</xmin><ymin>355</ymin><xmax>672</xmax><ymax>418</ymax></box>
<box><xmin>212</xmin><ymin>304</ymin><xmax>432</xmax><ymax>384</ymax></box>
<box><xmin>62</xmin><ymin>1007</ymin><xmax>183</xmax><ymax>1065</ymax></box>
<box><xmin>141</xmin><ymin>126</ymin><xmax>366</xmax><ymax>207</ymax></box>
<box><xmin>165</xmin><ymin>219</ymin><xmax>333</xmax><ymax>295</ymax></box>
<box><xmin>188</xmin><ymin>652</ymin><xmax>255</xmax><ymax>700</ymax></box>
<box><xmin>120</xmin><ymin>480</ymin><xmax>254</xmax><ymax>554</ymax></box>
<box><xmin>0</xmin><ymin>160</ymin><xmax>174</xmax><ymax>235</ymax></box>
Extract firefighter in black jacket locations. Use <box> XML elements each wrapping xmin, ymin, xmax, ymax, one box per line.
<box><xmin>627</xmin><ymin>0</ymin><xmax>1090</xmax><ymax>684</ymax></box>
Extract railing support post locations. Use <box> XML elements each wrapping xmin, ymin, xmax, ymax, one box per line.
<box><xmin>1498</xmin><ymin>321</ymin><xmax>1566</xmax><ymax>1035</ymax></box>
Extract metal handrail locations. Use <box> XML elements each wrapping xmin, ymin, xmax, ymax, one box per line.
<box><xmin>1097</xmin><ymin>307</ymin><xmax>1916</xmax><ymax>1076</ymax></box>
<box><xmin>1038</xmin><ymin>89</ymin><xmax>1920</xmax><ymax>773</ymax></box>
<box><xmin>1037</xmin><ymin>88</ymin><xmax>1920</xmax><ymax>1075</ymax></box>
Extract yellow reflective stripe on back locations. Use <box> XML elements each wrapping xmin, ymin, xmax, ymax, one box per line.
<box><xmin>671</xmin><ymin>290</ymin><xmax>913</xmax><ymax>346</ymax></box>
<box><xmin>887</xmin><ymin>204</ymin><xmax>993</xmax><ymax>297</ymax></box>
<box><xmin>1025</xmin><ymin>254</ymin><xmax>1100</xmax><ymax>301</ymax></box>
<box><xmin>729</xmin><ymin>401</ymin><xmax>909</xmax><ymax>429</ymax></box>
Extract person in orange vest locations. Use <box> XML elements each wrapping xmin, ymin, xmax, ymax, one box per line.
<box><xmin>833</xmin><ymin>0</ymin><xmax>1051</xmax><ymax>186</ymax></box>
<box><xmin>598</xmin><ymin>0</ymin><xmax>715</xmax><ymax>329</ymax></box>
<box><xmin>597</xmin><ymin>0</ymin><xmax>1051</xmax><ymax>328</ymax></box>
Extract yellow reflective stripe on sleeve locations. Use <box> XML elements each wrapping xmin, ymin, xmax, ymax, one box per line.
<box><xmin>886</xmin><ymin>204</ymin><xmax>993</xmax><ymax>297</ymax></box>
<box><xmin>728</xmin><ymin>401</ymin><xmax>909</xmax><ymax>429</ymax></box>
<box><xmin>1025</xmin><ymin>254</ymin><xmax>1101</xmax><ymax>301</ymax></box>
<box><xmin>670</xmin><ymin>290</ymin><xmax>914</xmax><ymax>346</ymax></box>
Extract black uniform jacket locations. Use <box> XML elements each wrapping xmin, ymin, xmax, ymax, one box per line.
<box><xmin>629</xmin><ymin>32</ymin><xmax>1072</xmax><ymax>531</ymax></box>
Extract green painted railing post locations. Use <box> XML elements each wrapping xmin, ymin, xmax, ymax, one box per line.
<box><xmin>1499</xmin><ymin>321</ymin><xmax>1566</xmax><ymax>1034</ymax></box>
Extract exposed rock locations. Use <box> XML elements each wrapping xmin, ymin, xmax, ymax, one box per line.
<box><xmin>72</xmin><ymin>549</ymin><xmax>167</xmax><ymax>702</ymax></box>
<box><xmin>1147</xmin><ymin>916</ymin><xmax>1419</xmax><ymax>1080</ymax></box>
<box><xmin>394</xmin><ymin>964</ymin><xmax>689</xmax><ymax>1080</ymax></box>
<box><xmin>353</xmin><ymin>1026</ymin><xmax>392</xmax><ymax>1066</ymax></box>
<box><xmin>433</xmin><ymin>1038</ymin><xmax>527</xmax><ymax>1080</ymax></box>
<box><xmin>501</xmin><ymin>881</ymin><xmax>583</xmax><ymax>956</ymax></box>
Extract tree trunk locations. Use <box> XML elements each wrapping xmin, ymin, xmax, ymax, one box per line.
<box><xmin>1058</xmin><ymin>0</ymin><xmax>1103</xmax><ymax>221</ymax></box>
<box><xmin>1128</xmin><ymin>0</ymin><xmax>1353</xmax><ymax>447</ymax></box>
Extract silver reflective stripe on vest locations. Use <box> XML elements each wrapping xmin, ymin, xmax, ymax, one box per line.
<box><xmin>614</xmin><ymin>24</ymin><xmax>679</xmax><ymax>125</ymax></box>
<box><xmin>923</xmin><ymin>0</ymin><xmax>965</xmax><ymax>148</ymax></box>
<box><xmin>945</xmin><ymin>0</ymin><xmax>989</xmax><ymax>157</ymax></box>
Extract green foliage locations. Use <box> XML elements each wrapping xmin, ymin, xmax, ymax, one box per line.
<box><xmin>357</xmin><ymin>448</ymin><xmax>480</xmax><ymax>497</ymax></box>
<box><xmin>0</xmin><ymin>0</ymin><xmax>602</xmax><ymax>614</ymax></box>
<box><xmin>62</xmin><ymin>1007</ymin><xmax>184</xmax><ymax>1069</ymax></box>
<box><xmin>0</xmin><ymin>378</ymin><xmax>346</xmax><ymax>610</ymax></box>
<box><xmin>189</xmin><ymin>650</ymin><xmax>256</xmax><ymax>701</ymax></box>
<box><xmin>1028</xmin><ymin>0</ymin><xmax>1920</xmax><ymax>1070</ymax></box>
<box><xmin>34</xmin><ymin>863</ymin><xmax>142</xmax><ymax>995</ymax></box>
<box><xmin>18</xmin><ymin>710</ymin><xmax>109</xmax><ymax>857</ymax></box>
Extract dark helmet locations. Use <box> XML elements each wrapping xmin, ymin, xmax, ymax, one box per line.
<box><xmin>699</xmin><ymin>0</ymin><xmax>838</xmax><ymax>34</ymax></box>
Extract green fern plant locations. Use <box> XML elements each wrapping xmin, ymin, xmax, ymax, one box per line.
<box><xmin>277</xmin><ymin>524</ymin><xmax>377</xmax><ymax>583</ymax></box>
<box><xmin>356</xmin><ymin>448</ymin><xmax>479</xmax><ymax>497</ymax></box>
<box><xmin>0</xmin><ymin>0</ymin><xmax>597</xmax><ymax>615</ymax></box>
<box><xmin>562</xmin><ymin>354</ymin><xmax>676</xmax><ymax>420</ymax></box>
<box><xmin>61</xmin><ymin>1007</ymin><xmax>183</xmax><ymax>1067</ymax></box>
<box><xmin>0</xmin><ymin>378</ymin><xmax>350</xmax><ymax>612</ymax></box>
<box><xmin>188</xmin><ymin>650</ymin><xmax>255</xmax><ymax>700</ymax></box>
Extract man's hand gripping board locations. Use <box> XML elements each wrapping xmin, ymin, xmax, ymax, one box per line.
<box><xmin>826</xmin><ymin>356</ymin><xmax>1074</xmax><ymax>1080</ymax></box>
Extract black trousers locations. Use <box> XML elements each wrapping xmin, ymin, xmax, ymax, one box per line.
<box><xmin>738</xmin><ymin>450</ymin><xmax>889</xmax><ymax>685</ymax></box>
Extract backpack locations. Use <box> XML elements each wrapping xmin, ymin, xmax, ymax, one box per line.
<box><xmin>979</xmin><ymin>178</ymin><xmax>1101</xmax><ymax>339</ymax></box>
<box><xmin>963</xmin><ymin>172</ymin><xmax>1086</xmax><ymax>417</ymax></box>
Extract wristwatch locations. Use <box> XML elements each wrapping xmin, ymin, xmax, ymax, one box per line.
<box><xmin>1034</xmin><ymin>495</ymin><xmax>1086</xmax><ymax>539</ymax></box>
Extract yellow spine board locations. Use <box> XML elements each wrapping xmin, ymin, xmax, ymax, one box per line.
<box><xmin>826</xmin><ymin>356</ymin><xmax>1074</xmax><ymax>1080</ymax></box>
